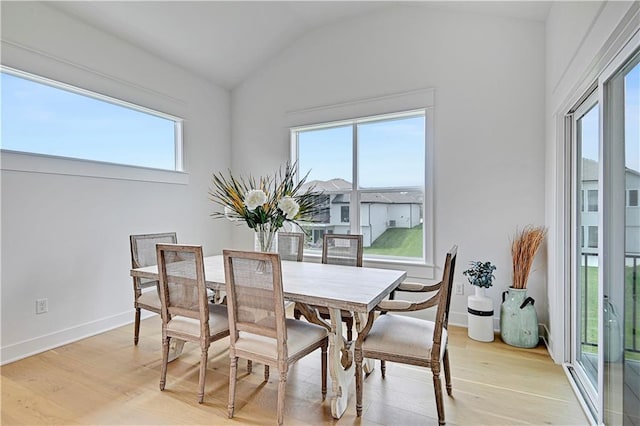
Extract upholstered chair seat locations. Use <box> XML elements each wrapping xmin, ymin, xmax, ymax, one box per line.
<box><xmin>361</xmin><ymin>314</ymin><xmax>448</xmax><ymax>362</ymax></box>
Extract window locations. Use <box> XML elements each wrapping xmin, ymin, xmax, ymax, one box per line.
<box><xmin>587</xmin><ymin>189</ymin><xmax>598</xmax><ymax>212</ymax></box>
<box><xmin>341</xmin><ymin>206</ymin><xmax>350</xmax><ymax>223</ymax></box>
<box><xmin>292</xmin><ymin>110</ymin><xmax>426</xmax><ymax>262</ymax></box>
<box><xmin>1</xmin><ymin>67</ymin><xmax>182</xmax><ymax>171</ymax></box>
<box><xmin>588</xmin><ymin>226</ymin><xmax>598</xmax><ymax>248</ymax></box>
<box><xmin>628</xmin><ymin>189</ymin><xmax>638</xmax><ymax>207</ymax></box>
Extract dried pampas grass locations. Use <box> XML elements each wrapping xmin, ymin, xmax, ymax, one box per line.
<box><xmin>511</xmin><ymin>225</ymin><xmax>547</xmax><ymax>289</ymax></box>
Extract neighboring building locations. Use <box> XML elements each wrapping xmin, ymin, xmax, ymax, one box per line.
<box><xmin>580</xmin><ymin>158</ymin><xmax>640</xmax><ymax>254</ymax></box>
<box><xmin>301</xmin><ymin>178</ymin><xmax>423</xmax><ymax>247</ymax></box>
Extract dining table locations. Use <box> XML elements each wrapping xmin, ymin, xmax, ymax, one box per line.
<box><xmin>130</xmin><ymin>254</ymin><xmax>406</xmax><ymax>419</ymax></box>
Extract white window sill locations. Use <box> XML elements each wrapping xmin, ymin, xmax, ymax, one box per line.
<box><xmin>0</xmin><ymin>150</ymin><xmax>189</xmax><ymax>185</ymax></box>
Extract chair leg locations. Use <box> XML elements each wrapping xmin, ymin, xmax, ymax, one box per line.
<box><xmin>134</xmin><ymin>308</ymin><xmax>141</xmax><ymax>345</ymax></box>
<box><xmin>321</xmin><ymin>340</ymin><xmax>327</xmax><ymax>400</ymax></box>
<box><xmin>355</xmin><ymin>345</ymin><xmax>364</xmax><ymax>417</ymax></box>
<box><xmin>443</xmin><ymin>348</ymin><xmax>452</xmax><ymax>396</ymax></box>
<box><xmin>197</xmin><ymin>346</ymin><xmax>208</xmax><ymax>404</ymax></box>
<box><xmin>432</xmin><ymin>371</ymin><xmax>445</xmax><ymax>425</ymax></box>
<box><xmin>381</xmin><ymin>360</ymin><xmax>386</xmax><ymax>378</ymax></box>
<box><xmin>247</xmin><ymin>359</ymin><xmax>253</xmax><ymax>373</ymax></box>
<box><xmin>228</xmin><ymin>356</ymin><xmax>238</xmax><ymax>418</ymax></box>
<box><xmin>264</xmin><ymin>365</ymin><xmax>270</xmax><ymax>381</ymax></box>
<box><xmin>160</xmin><ymin>336</ymin><xmax>170</xmax><ymax>391</ymax></box>
<box><xmin>277</xmin><ymin>369</ymin><xmax>287</xmax><ymax>426</ymax></box>
<box><xmin>346</xmin><ymin>316</ymin><xmax>353</xmax><ymax>342</ymax></box>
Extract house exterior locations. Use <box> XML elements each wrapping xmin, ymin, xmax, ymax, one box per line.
<box><xmin>580</xmin><ymin>158</ymin><xmax>640</xmax><ymax>254</ymax></box>
<box><xmin>301</xmin><ymin>179</ymin><xmax>422</xmax><ymax>248</ymax></box>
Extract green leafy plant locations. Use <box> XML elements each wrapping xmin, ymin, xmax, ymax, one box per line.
<box><xmin>463</xmin><ymin>261</ymin><xmax>496</xmax><ymax>289</ymax></box>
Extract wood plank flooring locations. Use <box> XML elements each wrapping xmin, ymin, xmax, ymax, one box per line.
<box><xmin>1</xmin><ymin>316</ymin><xmax>588</xmax><ymax>425</ymax></box>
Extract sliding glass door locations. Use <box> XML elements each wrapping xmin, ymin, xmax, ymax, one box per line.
<box><xmin>571</xmin><ymin>93</ymin><xmax>600</xmax><ymax>409</ymax></box>
<box><xmin>602</xmin><ymin>48</ymin><xmax>640</xmax><ymax>426</ymax></box>
<box><xmin>568</xmin><ymin>40</ymin><xmax>640</xmax><ymax>424</ymax></box>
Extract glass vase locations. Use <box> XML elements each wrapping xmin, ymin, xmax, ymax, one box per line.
<box><xmin>254</xmin><ymin>224</ymin><xmax>278</xmax><ymax>253</ymax></box>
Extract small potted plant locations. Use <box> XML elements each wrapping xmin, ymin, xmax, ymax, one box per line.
<box><xmin>463</xmin><ymin>261</ymin><xmax>496</xmax><ymax>342</ymax></box>
<box><xmin>463</xmin><ymin>261</ymin><xmax>496</xmax><ymax>296</ymax></box>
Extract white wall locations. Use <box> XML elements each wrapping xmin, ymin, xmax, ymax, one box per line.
<box><xmin>231</xmin><ymin>5</ymin><xmax>546</xmax><ymax>329</ymax></box>
<box><xmin>545</xmin><ymin>1</ymin><xmax>638</xmax><ymax>362</ymax></box>
<box><xmin>0</xmin><ymin>2</ymin><xmax>231</xmax><ymax>364</ymax></box>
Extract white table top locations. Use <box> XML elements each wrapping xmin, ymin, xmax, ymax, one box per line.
<box><xmin>131</xmin><ymin>254</ymin><xmax>407</xmax><ymax>313</ymax></box>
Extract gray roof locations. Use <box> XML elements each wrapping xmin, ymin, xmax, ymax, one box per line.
<box><xmin>301</xmin><ymin>179</ymin><xmax>422</xmax><ymax>204</ymax></box>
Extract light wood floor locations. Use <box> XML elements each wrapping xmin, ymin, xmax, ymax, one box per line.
<box><xmin>1</xmin><ymin>316</ymin><xmax>588</xmax><ymax>425</ymax></box>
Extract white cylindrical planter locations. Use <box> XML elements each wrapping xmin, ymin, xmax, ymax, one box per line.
<box><xmin>467</xmin><ymin>287</ymin><xmax>494</xmax><ymax>342</ymax></box>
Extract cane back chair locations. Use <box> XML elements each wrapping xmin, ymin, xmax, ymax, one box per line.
<box><xmin>223</xmin><ymin>249</ymin><xmax>328</xmax><ymax>426</ymax></box>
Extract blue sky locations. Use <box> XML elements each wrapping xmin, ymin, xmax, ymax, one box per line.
<box><xmin>297</xmin><ymin>115</ymin><xmax>425</xmax><ymax>188</ymax></box>
<box><xmin>578</xmin><ymin>61</ymin><xmax>639</xmax><ymax>172</ymax></box>
<box><xmin>1</xmin><ymin>72</ymin><xmax>176</xmax><ymax>170</ymax></box>
<box><xmin>626</xmin><ymin>62</ymin><xmax>639</xmax><ymax>171</ymax></box>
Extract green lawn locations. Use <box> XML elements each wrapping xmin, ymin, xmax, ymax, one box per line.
<box><xmin>363</xmin><ymin>224</ymin><xmax>423</xmax><ymax>257</ymax></box>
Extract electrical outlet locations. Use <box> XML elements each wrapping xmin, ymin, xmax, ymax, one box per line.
<box><xmin>36</xmin><ymin>298</ymin><xmax>48</xmax><ymax>314</ymax></box>
<box><xmin>455</xmin><ymin>282</ymin><xmax>464</xmax><ymax>295</ymax></box>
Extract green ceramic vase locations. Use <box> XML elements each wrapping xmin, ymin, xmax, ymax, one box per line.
<box><xmin>500</xmin><ymin>287</ymin><xmax>539</xmax><ymax>348</ymax></box>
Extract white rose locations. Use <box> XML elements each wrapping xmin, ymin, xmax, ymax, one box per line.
<box><xmin>278</xmin><ymin>196</ymin><xmax>300</xmax><ymax>219</ymax></box>
<box><xmin>244</xmin><ymin>189</ymin><xmax>267</xmax><ymax>210</ymax></box>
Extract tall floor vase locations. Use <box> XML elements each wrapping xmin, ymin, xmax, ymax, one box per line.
<box><xmin>500</xmin><ymin>287</ymin><xmax>539</xmax><ymax>348</ymax></box>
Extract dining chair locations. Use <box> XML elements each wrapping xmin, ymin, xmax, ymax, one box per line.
<box><xmin>295</xmin><ymin>234</ymin><xmax>362</xmax><ymax>341</ymax></box>
<box><xmin>277</xmin><ymin>232</ymin><xmax>305</xmax><ymax>262</ymax></box>
<box><xmin>242</xmin><ymin>231</ymin><xmax>305</xmax><ymax>374</ymax></box>
<box><xmin>355</xmin><ymin>245</ymin><xmax>458</xmax><ymax>425</ymax></box>
<box><xmin>223</xmin><ymin>249</ymin><xmax>328</xmax><ymax>426</ymax></box>
<box><xmin>129</xmin><ymin>232</ymin><xmax>177</xmax><ymax>345</ymax></box>
<box><xmin>156</xmin><ymin>244</ymin><xmax>230</xmax><ymax>403</ymax></box>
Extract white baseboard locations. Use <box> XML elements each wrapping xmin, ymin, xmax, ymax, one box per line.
<box><xmin>1</xmin><ymin>310</ymin><xmax>156</xmax><ymax>365</ymax></box>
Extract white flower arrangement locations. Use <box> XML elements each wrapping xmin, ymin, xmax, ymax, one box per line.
<box><xmin>209</xmin><ymin>162</ymin><xmax>323</xmax><ymax>251</ymax></box>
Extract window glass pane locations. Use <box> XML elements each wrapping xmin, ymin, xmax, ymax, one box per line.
<box><xmin>588</xmin><ymin>189</ymin><xmax>599</xmax><ymax>212</ymax></box>
<box><xmin>298</xmin><ymin>125</ymin><xmax>352</xmax><ymax>251</ymax></box>
<box><xmin>341</xmin><ymin>205</ymin><xmax>350</xmax><ymax>223</ymax></box>
<box><xmin>297</xmin><ymin>125</ymin><xmax>352</xmax><ymax>182</ymax></box>
<box><xmin>358</xmin><ymin>115</ymin><xmax>425</xmax><ymax>188</ymax></box>
<box><xmin>576</xmin><ymin>102</ymin><xmax>600</xmax><ymax>390</ymax></box>
<box><xmin>360</xmin><ymin>190</ymin><xmax>423</xmax><ymax>258</ymax></box>
<box><xmin>358</xmin><ymin>114</ymin><xmax>425</xmax><ymax>259</ymax></box>
<box><xmin>1</xmin><ymin>71</ymin><xmax>178</xmax><ymax>170</ymax></box>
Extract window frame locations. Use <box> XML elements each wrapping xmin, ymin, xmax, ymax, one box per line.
<box><xmin>290</xmin><ymin>107</ymin><xmax>434</xmax><ymax>271</ymax></box>
<box><xmin>1</xmin><ymin>66</ymin><xmax>187</xmax><ymax>184</ymax></box>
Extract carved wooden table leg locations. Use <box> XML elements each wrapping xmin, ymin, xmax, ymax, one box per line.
<box><xmin>328</xmin><ymin>307</ymin><xmax>354</xmax><ymax>419</ymax></box>
<box><xmin>356</xmin><ymin>312</ymin><xmax>375</xmax><ymax>375</ymax></box>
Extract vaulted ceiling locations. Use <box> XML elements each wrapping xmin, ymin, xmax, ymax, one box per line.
<box><xmin>50</xmin><ymin>1</ymin><xmax>551</xmax><ymax>90</ymax></box>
